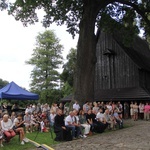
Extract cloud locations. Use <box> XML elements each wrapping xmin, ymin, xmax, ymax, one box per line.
<box><xmin>0</xmin><ymin>11</ymin><xmax>78</xmax><ymax>90</ymax></box>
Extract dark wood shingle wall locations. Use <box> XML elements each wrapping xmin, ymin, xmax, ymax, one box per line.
<box><xmin>95</xmin><ymin>31</ymin><xmax>139</xmax><ymax>91</ymax></box>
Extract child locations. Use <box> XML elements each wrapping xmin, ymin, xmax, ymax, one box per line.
<box><xmin>40</xmin><ymin>119</ymin><xmax>48</xmax><ymax>132</ymax></box>
<box><xmin>0</xmin><ymin>123</ymin><xmax>4</xmax><ymax>147</ymax></box>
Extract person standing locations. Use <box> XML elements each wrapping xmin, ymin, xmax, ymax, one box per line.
<box><xmin>133</xmin><ymin>102</ymin><xmax>139</xmax><ymax>121</ymax></box>
<box><xmin>139</xmin><ymin>102</ymin><xmax>144</xmax><ymax>120</ymax></box>
<box><xmin>124</xmin><ymin>102</ymin><xmax>129</xmax><ymax>119</ymax></box>
<box><xmin>83</xmin><ymin>101</ymin><xmax>90</xmax><ymax>115</ymax></box>
<box><xmin>144</xmin><ymin>102</ymin><xmax>150</xmax><ymax>121</ymax></box>
<box><xmin>58</xmin><ymin>102</ymin><xmax>64</xmax><ymax>111</ymax></box>
<box><xmin>130</xmin><ymin>102</ymin><xmax>134</xmax><ymax>119</ymax></box>
<box><xmin>73</xmin><ymin>101</ymin><xmax>80</xmax><ymax>112</ymax></box>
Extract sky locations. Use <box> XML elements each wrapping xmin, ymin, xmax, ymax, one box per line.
<box><xmin>0</xmin><ymin>10</ymin><xmax>78</xmax><ymax>90</ymax></box>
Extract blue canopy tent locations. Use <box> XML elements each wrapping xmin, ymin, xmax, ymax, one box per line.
<box><xmin>0</xmin><ymin>81</ymin><xmax>39</xmax><ymax>100</ymax></box>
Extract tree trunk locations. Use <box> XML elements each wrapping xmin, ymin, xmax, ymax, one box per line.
<box><xmin>74</xmin><ymin>1</ymin><xmax>99</xmax><ymax>104</ymax></box>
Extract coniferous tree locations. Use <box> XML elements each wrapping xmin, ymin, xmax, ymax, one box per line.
<box><xmin>26</xmin><ymin>30</ymin><xmax>63</xmax><ymax>104</ymax></box>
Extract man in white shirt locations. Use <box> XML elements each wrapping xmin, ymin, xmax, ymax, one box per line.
<box><xmin>73</xmin><ymin>101</ymin><xmax>80</xmax><ymax>111</ymax></box>
<box><xmin>96</xmin><ymin>108</ymin><xmax>105</xmax><ymax>123</ymax></box>
<box><xmin>65</xmin><ymin>111</ymin><xmax>79</xmax><ymax>139</ymax></box>
<box><xmin>96</xmin><ymin>108</ymin><xmax>108</xmax><ymax>132</ymax></box>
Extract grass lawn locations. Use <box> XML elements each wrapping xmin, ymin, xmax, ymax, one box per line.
<box><xmin>0</xmin><ymin>130</ymin><xmax>58</xmax><ymax>150</ymax></box>
<box><xmin>26</xmin><ymin>130</ymin><xmax>58</xmax><ymax>146</ymax></box>
<box><xmin>0</xmin><ymin>136</ymin><xmax>35</xmax><ymax>150</ymax></box>
<box><xmin>0</xmin><ymin>122</ymin><xmax>132</xmax><ymax>150</ymax></box>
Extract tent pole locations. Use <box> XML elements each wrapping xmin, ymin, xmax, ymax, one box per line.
<box><xmin>0</xmin><ymin>98</ymin><xmax>2</xmax><ymax>113</ymax></box>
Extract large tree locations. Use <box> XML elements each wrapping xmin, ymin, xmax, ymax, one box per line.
<box><xmin>26</xmin><ymin>30</ymin><xmax>63</xmax><ymax>104</ymax></box>
<box><xmin>1</xmin><ymin>0</ymin><xmax>150</xmax><ymax>103</ymax></box>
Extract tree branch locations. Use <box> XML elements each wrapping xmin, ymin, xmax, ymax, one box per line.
<box><xmin>115</xmin><ymin>0</ymin><xmax>150</xmax><ymax>26</ymax></box>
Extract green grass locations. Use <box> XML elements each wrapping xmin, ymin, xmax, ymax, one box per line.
<box><xmin>26</xmin><ymin>130</ymin><xmax>58</xmax><ymax>146</ymax></box>
<box><xmin>0</xmin><ymin>123</ymin><xmax>132</xmax><ymax>150</ymax></box>
<box><xmin>1</xmin><ymin>130</ymin><xmax>58</xmax><ymax>150</ymax></box>
<box><xmin>1</xmin><ymin>136</ymin><xmax>35</xmax><ymax>150</ymax></box>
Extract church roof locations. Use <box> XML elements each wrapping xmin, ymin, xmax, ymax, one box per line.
<box><xmin>94</xmin><ymin>87</ymin><xmax>150</xmax><ymax>101</ymax></box>
<box><xmin>112</xmin><ymin>32</ymin><xmax>150</xmax><ymax>72</ymax></box>
<box><xmin>60</xmin><ymin>94</ymin><xmax>73</xmax><ymax>102</ymax></box>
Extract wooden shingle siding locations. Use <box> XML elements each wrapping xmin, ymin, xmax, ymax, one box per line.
<box><xmin>95</xmin><ymin>31</ymin><xmax>139</xmax><ymax>91</ymax></box>
<box><xmin>61</xmin><ymin>29</ymin><xmax>150</xmax><ymax>102</ymax></box>
<box><xmin>93</xmin><ymin>28</ymin><xmax>150</xmax><ymax>101</ymax></box>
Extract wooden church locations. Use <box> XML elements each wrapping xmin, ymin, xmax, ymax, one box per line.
<box><xmin>61</xmin><ymin>27</ymin><xmax>150</xmax><ymax>103</ymax></box>
<box><xmin>94</xmin><ymin>29</ymin><xmax>150</xmax><ymax>102</ymax></box>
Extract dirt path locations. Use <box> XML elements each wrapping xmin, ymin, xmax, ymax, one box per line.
<box><xmin>51</xmin><ymin>120</ymin><xmax>150</xmax><ymax>150</ymax></box>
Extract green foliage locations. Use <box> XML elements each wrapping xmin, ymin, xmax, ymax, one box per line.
<box><xmin>7</xmin><ymin>0</ymin><xmax>83</xmax><ymax>38</ymax></box>
<box><xmin>26</xmin><ymin>30</ymin><xmax>63</xmax><ymax>104</ymax></box>
<box><xmin>0</xmin><ymin>78</ymin><xmax>9</xmax><ymax>89</ymax></box>
<box><xmin>61</xmin><ymin>82</ymin><xmax>73</xmax><ymax>97</ymax></box>
<box><xmin>0</xmin><ymin>131</ymin><xmax>57</xmax><ymax>150</ymax></box>
<box><xmin>0</xmin><ymin>136</ymin><xmax>34</xmax><ymax>150</ymax></box>
<box><xmin>61</xmin><ymin>48</ymin><xmax>77</xmax><ymax>86</ymax></box>
<box><xmin>0</xmin><ymin>79</ymin><xmax>8</xmax><ymax>106</ymax></box>
<box><xmin>98</xmin><ymin>14</ymin><xmax>140</xmax><ymax>46</ymax></box>
<box><xmin>4</xmin><ymin>0</ymin><xmax>150</xmax><ymax>39</ymax></box>
<box><xmin>40</xmin><ymin>88</ymin><xmax>62</xmax><ymax>105</ymax></box>
<box><xmin>60</xmin><ymin>48</ymin><xmax>77</xmax><ymax>97</ymax></box>
<box><xmin>26</xmin><ymin>131</ymin><xmax>57</xmax><ymax>146</ymax></box>
<box><xmin>1</xmin><ymin>0</ymin><xmax>150</xmax><ymax>102</ymax></box>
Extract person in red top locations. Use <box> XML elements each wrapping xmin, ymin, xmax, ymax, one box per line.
<box><xmin>144</xmin><ymin>102</ymin><xmax>150</xmax><ymax>121</ymax></box>
<box><xmin>41</xmin><ymin>111</ymin><xmax>49</xmax><ymax>127</ymax></box>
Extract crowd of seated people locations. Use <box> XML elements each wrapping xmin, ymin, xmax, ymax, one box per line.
<box><xmin>0</xmin><ymin>101</ymin><xmax>125</xmax><ymax>145</ymax></box>
<box><xmin>0</xmin><ymin>102</ymin><xmax>60</xmax><ymax>146</ymax></box>
<box><xmin>54</xmin><ymin>101</ymin><xmax>125</xmax><ymax>141</ymax></box>
<box><xmin>0</xmin><ymin>100</ymin><xmax>149</xmax><ymax>146</ymax></box>
<box><xmin>0</xmin><ymin>113</ymin><xmax>29</xmax><ymax>146</ymax></box>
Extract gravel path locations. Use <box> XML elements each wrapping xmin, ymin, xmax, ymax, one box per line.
<box><xmin>51</xmin><ymin>120</ymin><xmax>150</xmax><ymax>150</ymax></box>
